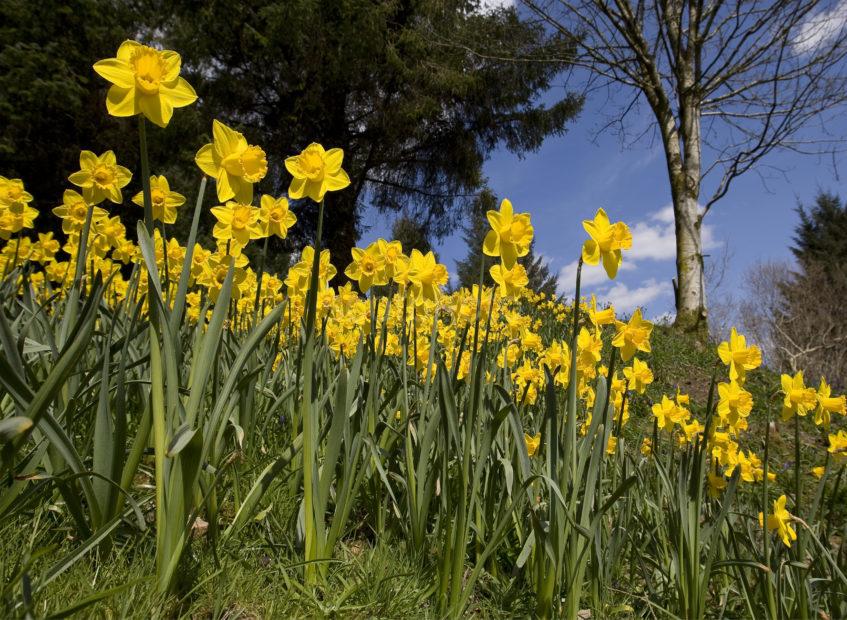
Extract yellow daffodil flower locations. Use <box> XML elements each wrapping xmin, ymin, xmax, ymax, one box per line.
<box><xmin>612</xmin><ymin>309</ymin><xmax>653</xmax><ymax>362</ymax></box>
<box><xmin>780</xmin><ymin>371</ymin><xmax>818</xmax><ymax>420</ymax></box>
<box><xmin>717</xmin><ymin>380</ymin><xmax>753</xmax><ymax>430</ymax></box>
<box><xmin>284</xmin><ymin>143</ymin><xmax>350</xmax><ymax>203</ymax></box>
<box><xmin>93</xmin><ymin>40</ymin><xmax>197</xmax><ymax>127</ymax></box>
<box><xmin>717</xmin><ymin>328</ymin><xmax>762</xmax><ymax>382</ymax></box>
<box><xmin>482</xmin><ymin>198</ymin><xmax>533</xmax><ymax>269</ymax></box>
<box><xmin>407</xmin><ymin>249</ymin><xmax>448</xmax><ymax>305</ymax></box>
<box><xmin>623</xmin><ymin>357</ymin><xmax>653</xmax><ymax>394</ymax></box>
<box><xmin>814</xmin><ymin>378</ymin><xmax>846</xmax><ymax>427</ymax></box>
<box><xmin>68</xmin><ymin>150</ymin><xmax>132</xmax><ymax>205</ymax></box>
<box><xmin>581</xmin><ymin>208</ymin><xmax>632</xmax><ymax>279</ymax></box>
<box><xmin>259</xmin><ymin>195</ymin><xmax>297</xmax><ymax>239</ymax></box>
<box><xmin>210</xmin><ymin>202</ymin><xmax>265</xmax><ymax>250</ymax></box>
<box><xmin>759</xmin><ymin>495</ymin><xmax>797</xmax><ymax>548</ymax></box>
<box><xmin>52</xmin><ymin>190</ymin><xmax>108</xmax><ymax>235</ymax></box>
<box><xmin>0</xmin><ymin>177</ymin><xmax>33</xmax><ymax>207</ymax></box>
<box><xmin>524</xmin><ymin>432</ymin><xmax>541</xmax><ymax>457</ymax></box>
<box><xmin>132</xmin><ymin>175</ymin><xmax>185</xmax><ymax>224</ymax></box>
<box><xmin>196</xmin><ymin>120</ymin><xmax>268</xmax><ymax>204</ymax></box>
<box><xmin>490</xmin><ymin>262</ymin><xmax>528</xmax><ymax>298</ymax></box>
<box><xmin>829</xmin><ymin>430</ymin><xmax>847</xmax><ymax>464</ymax></box>
<box><xmin>345</xmin><ymin>243</ymin><xmax>388</xmax><ymax>293</ymax></box>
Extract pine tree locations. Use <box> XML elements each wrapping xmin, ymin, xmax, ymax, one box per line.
<box><xmin>455</xmin><ymin>188</ymin><xmax>496</xmax><ymax>290</ymax></box>
<box><xmin>524</xmin><ymin>242</ymin><xmax>558</xmax><ymax>297</ymax></box>
<box><xmin>792</xmin><ymin>192</ymin><xmax>847</xmax><ymax>286</ymax></box>
<box><xmin>392</xmin><ymin>215</ymin><xmax>433</xmax><ymax>256</ymax></box>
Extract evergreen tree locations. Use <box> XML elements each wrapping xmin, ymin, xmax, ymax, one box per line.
<box><xmin>392</xmin><ymin>215</ymin><xmax>433</xmax><ymax>256</ymax></box>
<box><xmin>524</xmin><ymin>243</ymin><xmax>558</xmax><ymax>297</ymax></box>
<box><xmin>455</xmin><ymin>188</ymin><xmax>496</xmax><ymax>290</ymax></box>
<box><xmin>156</xmin><ymin>0</ymin><xmax>581</xmax><ymax>272</ymax></box>
<box><xmin>792</xmin><ymin>192</ymin><xmax>847</xmax><ymax>286</ymax></box>
<box><xmin>2</xmin><ymin>1</ymin><xmax>581</xmax><ymax>274</ymax></box>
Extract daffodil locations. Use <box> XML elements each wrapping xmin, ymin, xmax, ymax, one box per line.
<box><xmin>286</xmin><ymin>246</ymin><xmax>337</xmax><ymax>295</ymax></box>
<box><xmin>577</xmin><ymin>327</ymin><xmax>603</xmax><ymax>374</ymax></box>
<box><xmin>717</xmin><ymin>381</ymin><xmax>753</xmax><ymax>430</ymax></box>
<box><xmin>759</xmin><ymin>495</ymin><xmax>797</xmax><ymax>548</ymax></box>
<box><xmin>52</xmin><ymin>190</ymin><xmax>108</xmax><ymax>235</ymax></box>
<box><xmin>407</xmin><ymin>250</ymin><xmax>448</xmax><ymax>305</ymax></box>
<box><xmin>0</xmin><ymin>177</ymin><xmax>33</xmax><ymax>207</ymax></box>
<box><xmin>0</xmin><ymin>200</ymin><xmax>38</xmax><ymax>239</ymax></box>
<box><xmin>132</xmin><ymin>175</ymin><xmax>185</xmax><ymax>224</ymax></box>
<box><xmin>259</xmin><ymin>195</ymin><xmax>297</xmax><ymax>239</ymax></box>
<box><xmin>588</xmin><ymin>294</ymin><xmax>616</xmax><ymax>328</ymax></box>
<box><xmin>210</xmin><ymin>202</ymin><xmax>264</xmax><ymax>250</ymax></box>
<box><xmin>612</xmin><ymin>309</ymin><xmax>653</xmax><ymax>362</ymax></box>
<box><xmin>68</xmin><ymin>150</ymin><xmax>132</xmax><ymax>205</ymax></box>
<box><xmin>717</xmin><ymin>328</ymin><xmax>762</xmax><ymax>382</ymax></box>
<box><xmin>542</xmin><ymin>340</ymin><xmax>571</xmax><ymax>386</ymax></box>
<box><xmin>814</xmin><ymin>378</ymin><xmax>846</xmax><ymax>427</ymax></box>
<box><xmin>93</xmin><ymin>40</ymin><xmax>197</xmax><ymax>127</ymax></box>
<box><xmin>780</xmin><ymin>371</ymin><xmax>818</xmax><ymax>420</ymax></box>
<box><xmin>707</xmin><ymin>471</ymin><xmax>727</xmax><ymax>498</ymax></box>
<box><xmin>829</xmin><ymin>430</ymin><xmax>847</xmax><ymax>464</ymax></box>
<box><xmin>581</xmin><ymin>208</ymin><xmax>632</xmax><ymax>278</ymax></box>
<box><xmin>284</xmin><ymin>143</ymin><xmax>350</xmax><ymax>203</ymax></box>
<box><xmin>623</xmin><ymin>357</ymin><xmax>653</xmax><ymax>394</ymax></box>
<box><xmin>29</xmin><ymin>233</ymin><xmax>60</xmax><ymax>264</ymax></box>
<box><xmin>376</xmin><ymin>239</ymin><xmax>405</xmax><ymax>280</ymax></box>
<box><xmin>482</xmin><ymin>198</ymin><xmax>533</xmax><ymax>269</ymax></box>
<box><xmin>196</xmin><ymin>120</ymin><xmax>268</xmax><ymax>204</ymax></box>
<box><xmin>490</xmin><ymin>262</ymin><xmax>528</xmax><ymax>298</ymax></box>
<box><xmin>652</xmin><ymin>395</ymin><xmax>682</xmax><ymax>431</ymax></box>
<box><xmin>524</xmin><ymin>432</ymin><xmax>541</xmax><ymax>457</ymax></box>
<box><xmin>345</xmin><ymin>243</ymin><xmax>388</xmax><ymax>293</ymax></box>
<box><xmin>196</xmin><ymin>251</ymin><xmax>249</xmax><ymax>302</ymax></box>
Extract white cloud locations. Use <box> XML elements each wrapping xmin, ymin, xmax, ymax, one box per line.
<box><xmin>793</xmin><ymin>0</ymin><xmax>847</xmax><ymax>54</ymax></box>
<box><xmin>600</xmin><ymin>278</ymin><xmax>673</xmax><ymax>313</ymax></box>
<box><xmin>629</xmin><ymin>204</ymin><xmax>719</xmax><ymax>262</ymax></box>
<box><xmin>475</xmin><ymin>0</ymin><xmax>515</xmax><ymax>12</ymax></box>
<box><xmin>556</xmin><ymin>258</ymin><xmax>634</xmax><ymax>296</ymax></box>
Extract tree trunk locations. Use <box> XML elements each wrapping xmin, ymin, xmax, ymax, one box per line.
<box><xmin>672</xmin><ymin>82</ymin><xmax>708</xmax><ymax>337</ymax></box>
<box><xmin>673</xmin><ymin>192</ymin><xmax>707</xmax><ymax>335</ymax></box>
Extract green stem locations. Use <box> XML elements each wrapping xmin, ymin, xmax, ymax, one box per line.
<box><xmin>253</xmin><ymin>233</ymin><xmax>270</xmax><ymax>320</ymax></box>
<box><xmin>138</xmin><ymin>116</ymin><xmax>154</xmax><ymax>236</ymax></box>
<box><xmin>301</xmin><ymin>198</ymin><xmax>325</xmax><ymax>585</ymax></box>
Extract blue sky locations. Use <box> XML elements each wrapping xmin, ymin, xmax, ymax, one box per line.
<box><xmin>358</xmin><ymin>2</ymin><xmax>847</xmax><ymax>320</ymax></box>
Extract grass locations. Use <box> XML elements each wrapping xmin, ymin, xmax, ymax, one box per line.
<box><xmin>3</xmin><ymin>322</ymin><xmax>842</xmax><ymax>618</ymax></box>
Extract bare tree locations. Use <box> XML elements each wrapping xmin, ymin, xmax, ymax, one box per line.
<box><xmin>741</xmin><ymin>260</ymin><xmax>847</xmax><ymax>389</ymax></box>
<box><xmin>522</xmin><ymin>0</ymin><xmax>847</xmax><ymax>335</ymax></box>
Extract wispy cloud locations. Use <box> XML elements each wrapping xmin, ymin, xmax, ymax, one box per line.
<box><xmin>603</xmin><ymin>278</ymin><xmax>673</xmax><ymax>313</ymax></box>
<box><xmin>793</xmin><ymin>0</ymin><xmax>847</xmax><ymax>54</ymax></box>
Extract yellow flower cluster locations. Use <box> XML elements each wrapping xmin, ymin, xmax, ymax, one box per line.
<box><xmin>4</xmin><ymin>40</ymin><xmax>844</xmax><ymax>537</ymax></box>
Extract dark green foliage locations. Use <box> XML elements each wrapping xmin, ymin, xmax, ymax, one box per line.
<box><xmin>391</xmin><ymin>214</ymin><xmax>433</xmax><ymax>256</ymax></box>
<box><xmin>149</xmin><ymin>0</ymin><xmax>581</xmax><ymax>268</ymax></box>
<box><xmin>0</xmin><ymin>0</ymin><xmax>205</xmax><ymax>235</ymax></box>
<box><xmin>792</xmin><ymin>191</ymin><xmax>847</xmax><ymax>285</ymax></box>
<box><xmin>455</xmin><ymin>187</ymin><xmax>496</xmax><ymax>289</ymax></box>
<box><xmin>1</xmin><ymin>1</ymin><xmax>580</xmax><ymax>272</ymax></box>
<box><xmin>524</xmin><ymin>243</ymin><xmax>557</xmax><ymax>297</ymax></box>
